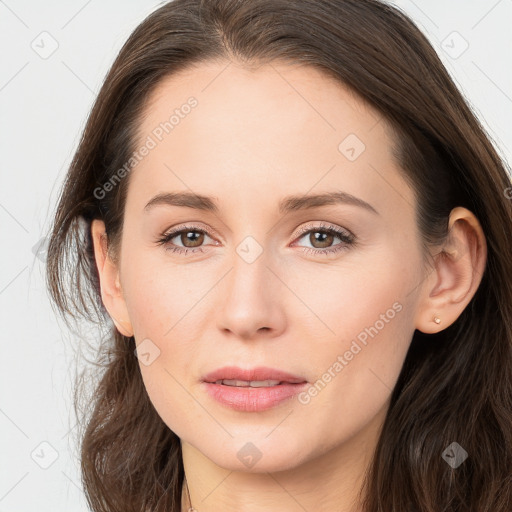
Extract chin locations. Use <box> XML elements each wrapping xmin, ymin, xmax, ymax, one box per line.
<box><xmin>199</xmin><ymin>435</ymin><xmax>314</xmax><ymax>473</ymax></box>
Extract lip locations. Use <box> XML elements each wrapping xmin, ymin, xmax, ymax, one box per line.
<box><xmin>202</xmin><ymin>366</ymin><xmax>307</xmax><ymax>384</ymax></box>
<box><xmin>201</xmin><ymin>366</ymin><xmax>308</xmax><ymax>412</ymax></box>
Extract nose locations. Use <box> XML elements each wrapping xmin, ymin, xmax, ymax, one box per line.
<box><xmin>216</xmin><ymin>249</ymin><xmax>287</xmax><ymax>340</ymax></box>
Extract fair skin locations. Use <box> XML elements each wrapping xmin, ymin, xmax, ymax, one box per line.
<box><xmin>91</xmin><ymin>60</ymin><xmax>486</xmax><ymax>511</ymax></box>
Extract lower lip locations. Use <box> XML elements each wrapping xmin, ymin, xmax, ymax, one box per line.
<box><xmin>202</xmin><ymin>382</ymin><xmax>309</xmax><ymax>412</ymax></box>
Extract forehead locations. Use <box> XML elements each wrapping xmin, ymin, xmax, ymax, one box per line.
<box><xmin>128</xmin><ymin>60</ymin><xmax>412</xmax><ymax>217</ymax></box>
<box><xmin>138</xmin><ymin>59</ymin><xmax>385</xmax><ymax>144</ymax></box>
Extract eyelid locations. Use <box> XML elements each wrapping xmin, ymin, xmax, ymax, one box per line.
<box><xmin>157</xmin><ymin>221</ymin><xmax>356</xmax><ymax>256</ymax></box>
<box><xmin>161</xmin><ymin>221</ymin><xmax>353</xmax><ymax>243</ymax></box>
<box><xmin>291</xmin><ymin>221</ymin><xmax>354</xmax><ymax>241</ymax></box>
<box><xmin>155</xmin><ymin>223</ymin><xmax>218</xmax><ymax>251</ymax></box>
<box><xmin>163</xmin><ymin>222</ymin><xmax>217</xmax><ymax>240</ymax></box>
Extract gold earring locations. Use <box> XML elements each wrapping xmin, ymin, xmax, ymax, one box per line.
<box><xmin>434</xmin><ymin>316</ymin><xmax>441</xmax><ymax>324</ymax></box>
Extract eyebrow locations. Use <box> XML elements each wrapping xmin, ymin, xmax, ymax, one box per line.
<box><xmin>143</xmin><ymin>191</ymin><xmax>379</xmax><ymax>216</ymax></box>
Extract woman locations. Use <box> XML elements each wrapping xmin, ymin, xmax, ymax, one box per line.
<box><xmin>45</xmin><ymin>0</ymin><xmax>512</xmax><ymax>510</ymax></box>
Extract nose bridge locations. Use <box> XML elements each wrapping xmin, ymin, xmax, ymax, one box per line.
<box><xmin>231</xmin><ymin>246</ymin><xmax>269</xmax><ymax>298</ymax></box>
<box><xmin>228</xmin><ymin>243</ymin><xmax>273</xmax><ymax>311</ymax></box>
<box><xmin>216</xmin><ymin>239</ymin><xmax>285</xmax><ymax>338</ymax></box>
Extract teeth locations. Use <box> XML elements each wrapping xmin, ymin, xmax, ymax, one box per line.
<box><xmin>215</xmin><ymin>379</ymin><xmax>282</xmax><ymax>387</ymax></box>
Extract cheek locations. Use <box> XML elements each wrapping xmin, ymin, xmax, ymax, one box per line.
<box><xmin>285</xmin><ymin>250</ymin><xmax>419</xmax><ymax>419</ymax></box>
<box><xmin>125</xmin><ymin>265</ymin><xmax>207</xmax><ymax>433</ymax></box>
<box><xmin>283</xmin><ymin>242</ymin><xmax>418</xmax><ymax>345</ymax></box>
<box><xmin>121</xmin><ymin>249</ymin><xmax>211</xmax><ymax>340</ymax></box>
<box><xmin>120</xmin><ymin>250</ymin><xmax>215</xmax><ymax>402</ymax></box>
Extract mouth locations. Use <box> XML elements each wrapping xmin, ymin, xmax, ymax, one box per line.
<box><xmin>212</xmin><ymin>379</ymin><xmax>298</xmax><ymax>387</ymax></box>
<box><xmin>202</xmin><ymin>365</ymin><xmax>307</xmax><ymax>385</ymax></box>
<box><xmin>201</xmin><ymin>366</ymin><xmax>308</xmax><ymax>412</ymax></box>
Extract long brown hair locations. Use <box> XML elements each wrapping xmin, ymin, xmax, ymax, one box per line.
<box><xmin>45</xmin><ymin>0</ymin><xmax>512</xmax><ymax>510</ymax></box>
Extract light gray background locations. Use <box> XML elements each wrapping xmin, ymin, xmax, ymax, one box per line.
<box><xmin>1</xmin><ymin>1</ymin><xmax>511</xmax><ymax>510</ymax></box>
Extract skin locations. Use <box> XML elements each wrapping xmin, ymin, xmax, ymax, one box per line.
<box><xmin>91</xmin><ymin>60</ymin><xmax>487</xmax><ymax>511</ymax></box>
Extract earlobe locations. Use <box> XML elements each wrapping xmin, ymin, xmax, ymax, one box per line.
<box><xmin>414</xmin><ymin>207</ymin><xmax>487</xmax><ymax>334</ymax></box>
<box><xmin>90</xmin><ymin>219</ymin><xmax>134</xmax><ymax>337</ymax></box>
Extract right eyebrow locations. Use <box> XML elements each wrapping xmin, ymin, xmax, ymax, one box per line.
<box><xmin>144</xmin><ymin>192</ymin><xmax>220</xmax><ymax>214</ymax></box>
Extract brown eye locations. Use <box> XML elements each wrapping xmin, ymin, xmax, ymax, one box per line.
<box><xmin>179</xmin><ymin>230</ymin><xmax>205</xmax><ymax>248</ymax></box>
<box><xmin>156</xmin><ymin>226</ymin><xmax>215</xmax><ymax>253</ymax></box>
<box><xmin>309</xmin><ymin>231</ymin><xmax>334</xmax><ymax>249</ymax></box>
<box><xmin>293</xmin><ymin>224</ymin><xmax>355</xmax><ymax>256</ymax></box>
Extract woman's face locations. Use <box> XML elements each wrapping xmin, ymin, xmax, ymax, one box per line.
<box><xmin>111</xmin><ymin>61</ymin><xmax>427</xmax><ymax>472</ymax></box>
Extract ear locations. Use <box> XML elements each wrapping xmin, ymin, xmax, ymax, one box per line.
<box><xmin>414</xmin><ymin>207</ymin><xmax>487</xmax><ymax>334</ymax></box>
<box><xmin>91</xmin><ymin>219</ymin><xmax>134</xmax><ymax>337</ymax></box>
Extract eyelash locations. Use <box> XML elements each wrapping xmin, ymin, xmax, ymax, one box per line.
<box><xmin>155</xmin><ymin>222</ymin><xmax>356</xmax><ymax>257</ymax></box>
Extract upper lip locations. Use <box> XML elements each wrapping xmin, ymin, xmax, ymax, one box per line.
<box><xmin>202</xmin><ymin>366</ymin><xmax>307</xmax><ymax>384</ymax></box>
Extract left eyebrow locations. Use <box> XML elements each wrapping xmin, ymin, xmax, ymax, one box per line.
<box><xmin>143</xmin><ymin>190</ymin><xmax>379</xmax><ymax>216</ymax></box>
<box><xmin>279</xmin><ymin>191</ymin><xmax>379</xmax><ymax>216</ymax></box>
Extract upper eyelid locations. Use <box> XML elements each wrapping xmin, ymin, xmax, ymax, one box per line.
<box><xmin>163</xmin><ymin>222</ymin><xmax>353</xmax><ymax>245</ymax></box>
<box><xmin>164</xmin><ymin>222</ymin><xmax>349</xmax><ymax>235</ymax></box>
<box><xmin>163</xmin><ymin>225</ymin><xmax>217</xmax><ymax>244</ymax></box>
<box><xmin>164</xmin><ymin>223</ymin><xmax>215</xmax><ymax>236</ymax></box>
<box><xmin>292</xmin><ymin>222</ymin><xmax>353</xmax><ymax>238</ymax></box>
